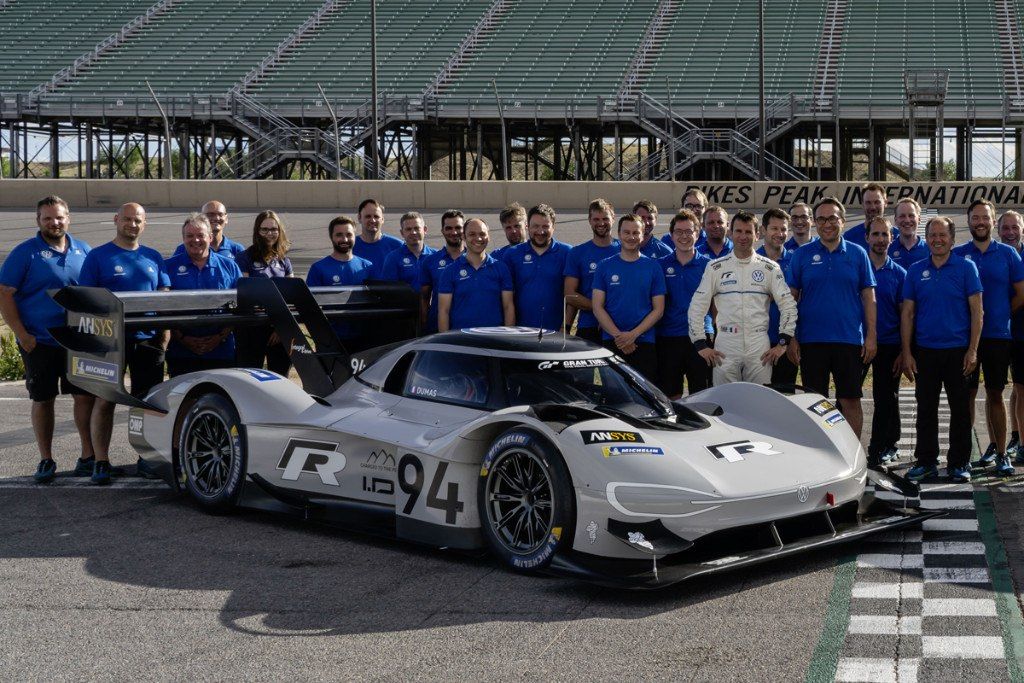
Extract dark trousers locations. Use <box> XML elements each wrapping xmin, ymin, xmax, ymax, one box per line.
<box><xmin>868</xmin><ymin>343</ymin><xmax>902</xmax><ymax>457</ymax></box>
<box><xmin>604</xmin><ymin>340</ymin><xmax>658</xmax><ymax>382</ymax></box>
<box><xmin>166</xmin><ymin>356</ymin><xmax>233</xmax><ymax>379</ymax></box>
<box><xmin>236</xmin><ymin>325</ymin><xmax>291</xmax><ymax>376</ymax></box>
<box><xmin>914</xmin><ymin>346</ymin><xmax>972</xmax><ymax>469</ymax></box>
<box><xmin>770</xmin><ymin>354</ymin><xmax>798</xmax><ymax>388</ymax></box>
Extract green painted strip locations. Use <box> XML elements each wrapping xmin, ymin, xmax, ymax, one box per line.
<box><xmin>974</xmin><ymin>489</ymin><xmax>1024</xmax><ymax>681</ymax></box>
<box><xmin>805</xmin><ymin>553</ymin><xmax>857</xmax><ymax>683</ymax></box>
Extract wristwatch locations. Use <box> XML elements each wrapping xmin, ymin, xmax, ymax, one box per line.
<box><xmin>778</xmin><ymin>334</ymin><xmax>792</xmax><ymax>348</ymax></box>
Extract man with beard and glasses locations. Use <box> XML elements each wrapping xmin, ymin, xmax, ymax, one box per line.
<box><xmin>492</xmin><ymin>202</ymin><xmax>526</xmax><ymax>261</ymax></box>
<box><xmin>592</xmin><ymin>214</ymin><xmax>666</xmax><ymax>379</ymax></box>
<box><xmin>843</xmin><ymin>183</ymin><xmax>898</xmax><ymax>252</ymax></box>
<box><xmin>864</xmin><ymin>217</ymin><xmax>907</xmax><ymax>468</ymax></box>
<box><xmin>999</xmin><ymin>210</ymin><xmax>1024</xmax><ymax>463</ymax></box>
<box><xmin>78</xmin><ymin>203</ymin><xmax>171</xmax><ymax>485</ymax></box>
<box><xmin>785</xmin><ymin>202</ymin><xmax>815</xmax><ymax>251</ymax></box>
<box><xmin>437</xmin><ymin>219</ymin><xmax>514</xmax><ymax>331</ymax></box>
<box><xmin>419</xmin><ymin>209</ymin><xmax>465</xmax><ymax>333</ymax></box>
<box><xmin>352</xmin><ymin>198</ymin><xmax>402</xmax><ymax>279</ymax></box>
<box><xmin>381</xmin><ymin>212</ymin><xmax>436</xmax><ymax>292</ymax></box>
<box><xmin>504</xmin><ymin>203</ymin><xmax>571</xmax><ymax>332</ymax></box>
<box><xmin>697</xmin><ymin>206</ymin><xmax>734</xmax><ymax>259</ymax></box>
<box><xmin>172</xmin><ymin>200</ymin><xmax>245</xmax><ymax>261</ymax></box>
<box><xmin>757</xmin><ymin>208</ymin><xmax>799</xmax><ymax>387</ymax></box>
<box><xmin>0</xmin><ymin>196</ymin><xmax>94</xmax><ymax>483</ymax></box>
<box><xmin>565</xmin><ymin>198</ymin><xmax>620</xmax><ymax>342</ymax></box>
<box><xmin>787</xmin><ymin>197</ymin><xmax>877</xmax><ymax>438</ymax></box>
<box><xmin>662</xmin><ymin>189</ymin><xmax>709</xmax><ymax>248</ymax></box>
<box><xmin>656</xmin><ymin>210</ymin><xmax>712</xmax><ymax>398</ymax></box>
<box><xmin>689</xmin><ymin>211</ymin><xmax>796</xmax><ymax>386</ymax></box>
<box><xmin>888</xmin><ymin>197</ymin><xmax>929</xmax><ymax>267</ymax></box>
<box><xmin>953</xmin><ymin>199</ymin><xmax>1024</xmax><ymax>476</ymax></box>
<box><xmin>633</xmin><ymin>200</ymin><xmax>673</xmax><ymax>259</ymax></box>
<box><xmin>306</xmin><ymin>216</ymin><xmax>375</xmax><ymax>351</ymax></box>
<box><xmin>903</xmin><ymin>217</ymin><xmax>983</xmax><ymax>483</ymax></box>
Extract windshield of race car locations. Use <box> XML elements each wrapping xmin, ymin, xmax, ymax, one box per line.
<box><xmin>501</xmin><ymin>357</ymin><xmax>672</xmax><ymax>419</ymax></box>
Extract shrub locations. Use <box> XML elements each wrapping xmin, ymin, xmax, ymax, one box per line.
<box><xmin>0</xmin><ymin>333</ymin><xmax>25</xmax><ymax>381</ymax></box>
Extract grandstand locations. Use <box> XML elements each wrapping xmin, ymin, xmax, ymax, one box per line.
<box><xmin>0</xmin><ymin>0</ymin><xmax>1021</xmax><ymax>182</ymax></box>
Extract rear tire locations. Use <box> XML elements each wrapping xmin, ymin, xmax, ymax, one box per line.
<box><xmin>178</xmin><ymin>394</ymin><xmax>246</xmax><ymax>512</ymax></box>
<box><xmin>477</xmin><ymin>428</ymin><xmax>575</xmax><ymax>572</ymax></box>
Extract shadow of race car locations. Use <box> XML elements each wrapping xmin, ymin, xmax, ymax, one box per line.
<box><xmin>51</xmin><ymin>279</ymin><xmax>941</xmax><ymax>588</ymax></box>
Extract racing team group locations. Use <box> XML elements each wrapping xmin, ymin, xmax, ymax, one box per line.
<box><xmin>1</xmin><ymin>185</ymin><xmax>1021</xmax><ymax>486</ymax></box>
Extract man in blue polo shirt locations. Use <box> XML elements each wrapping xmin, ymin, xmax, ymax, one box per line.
<box><xmin>661</xmin><ymin>188</ymin><xmax>709</xmax><ymax>248</ymax></box>
<box><xmin>172</xmin><ymin>201</ymin><xmax>246</xmax><ymax>260</ymax></box>
<box><xmin>843</xmin><ymin>183</ymin><xmax>897</xmax><ymax>251</ymax></box>
<box><xmin>697</xmin><ymin>206</ymin><xmax>734</xmax><ymax>259</ymax></box>
<box><xmin>953</xmin><ymin>198</ymin><xmax>1024</xmax><ymax>475</ymax></box>
<box><xmin>787</xmin><ymin>197</ymin><xmax>877</xmax><ymax>438</ymax></box>
<box><xmin>656</xmin><ymin>210</ymin><xmax>712</xmax><ymax>398</ymax></box>
<box><xmin>504</xmin><ymin>204</ymin><xmax>570</xmax><ymax>331</ymax></box>
<box><xmin>757</xmin><ymin>208</ymin><xmax>798</xmax><ymax>386</ymax></box>
<box><xmin>79</xmin><ymin>202</ymin><xmax>171</xmax><ymax>484</ymax></box>
<box><xmin>902</xmin><ymin>216</ymin><xmax>983</xmax><ymax>482</ymax></box>
<box><xmin>864</xmin><ymin>217</ymin><xmax>907</xmax><ymax>468</ymax></box>
<box><xmin>634</xmin><ymin>200</ymin><xmax>673</xmax><ymax>259</ymax></box>
<box><xmin>352</xmin><ymin>198</ymin><xmax>403</xmax><ymax>278</ymax></box>
<box><xmin>437</xmin><ymin>219</ymin><xmax>514</xmax><ymax>330</ymax></box>
<box><xmin>164</xmin><ymin>214</ymin><xmax>242</xmax><ymax>378</ymax></box>
<box><xmin>888</xmin><ymin>198</ymin><xmax>929</xmax><ymax>267</ymax></box>
<box><xmin>492</xmin><ymin>202</ymin><xmax>526</xmax><ymax>261</ymax></box>
<box><xmin>307</xmin><ymin>216</ymin><xmax>375</xmax><ymax>350</ymax></box>
<box><xmin>0</xmin><ymin>196</ymin><xmax>94</xmax><ymax>483</ymax></box>
<box><xmin>565</xmin><ymin>198</ymin><xmax>620</xmax><ymax>343</ymax></box>
<box><xmin>785</xmin><ymin>202</ymin><xmax>815</xmax><ymax>251</ymax></box>
<box><xmin>380</xmin><ymin>211</ymin><xmax>436</xmax><ymax>292</ymax></box>
<box><xmin>419</xmin><ymin>209</ymin><xmax>465</xmax><ymax>333</ymax></box>
<box><xmin>999</xmin><ymin>211</ymin><xmax>1024</xmax><ymax>462</ymax></box>
<box><xmin>592</xmin><ymin>214</ymin><xmax>666</xmax><ymax>380</ymax></box>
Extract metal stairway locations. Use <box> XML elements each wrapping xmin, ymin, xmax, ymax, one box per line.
<box><xmin>623</xmin><ymin>93</ymin><xmax>808</xmax><ymax>181</ymax></box>
<box><xmin>810</xmin><ymin>0</ymin><xmax>848</xmax><ymax>112</ymax></box>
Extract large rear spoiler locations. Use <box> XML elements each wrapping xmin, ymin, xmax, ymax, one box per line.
<box><xmin>49</xmin><ymin>278</ymin><xmax>419</xmax><ymax>412</ymax></box>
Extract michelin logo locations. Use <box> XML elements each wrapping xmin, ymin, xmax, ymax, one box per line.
<box><xmin>71</xmin><ymin>357</ymin><xmax>118</xmax><ymax>383</ymax></box>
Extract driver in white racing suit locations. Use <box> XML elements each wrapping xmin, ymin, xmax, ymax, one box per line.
<box><xmin>687</xmin><ymin>210</ymin><xmax>797</xmax><ymax>385</ymax></box>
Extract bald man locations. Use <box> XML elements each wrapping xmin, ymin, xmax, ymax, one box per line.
<box><xmin>78</xmin><ymin>203</ymin><xmax>171</xmax><ymax>484</ymax></box>
<box><xmin>172</xmin><ymin>200</ymin><xmax>245</xmax><ymax>260</ymax></box>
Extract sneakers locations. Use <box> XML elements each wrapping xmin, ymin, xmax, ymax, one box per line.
<box><xmin>975</xmin><ymin>443</ymin><xmax>997</xmax><ymax>467</ymax></box>
<box><xmin>33</xmin><ymin>459</ymin><xmax>56</xmax><ymax>484</ymax></box>
<box><xmin>135</xmin><ymin>457</ymin><xmax>161</xmax><ymax>480</ymax></box>
<box><xmin>906</xmin><ymin>464</ymin><xmax>938</xmax><ymax>481</ymax></box>
<box><xmin>91</xmin><ymin>460</ymin><xmax>111</xmax><ymax>486</ymax></box>
<box><xmin>949</xmin><ymin>465</ymin><xmax>972</xmax><ymax>483</ymax></box>
<box><xmin>73</xmin><ymin>457</ymin><xmax>95</xmax><ymax>477</ymax></box>
<box><xmin>995</xmin><ymin>456</ymin><xmax>1015</xmax><ymax>477</ymax></box>
<box><xmin>1007</xmin><ymin>433</ymin><xmax>1020</xmax><ymax>458</ymax></box>
<box><xmin>881</xmin><ymin>447</ymin><xmax>899</xmax><ymax>464</ymax></box>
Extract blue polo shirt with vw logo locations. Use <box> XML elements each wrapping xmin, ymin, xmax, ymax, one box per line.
<box><xmin>164</xmin><ymin>250</ymin><xmax>242</xmax><ymax>360</ymax></box>
<box><xmin>951</xmin><ymin>239</ymin><xmax>1024</xmax><ymax>340</ymax></box>
<box><xmin>380</xmin><ymin>244</ymin><xmax>436</xmax><ymax>291</ymax></box>
<box><xmin>419</xmin><ymin>248</ymin><xmax>465</xmax><ymax>333</ymax></box>
<box><xmin>788</xmin><ymin>238</ymin><xmax>875</xmax><ymax>345</ymax></box>
<box><xmin>658</xmin><ymin>252</ymin><xmax>712</xmax><ymax>338</ymax></box>
<box><xmin>592</xmin><ymin>255</ymin><xmax>667</xmax><ymax>344</ymax></box>
<box><xmin>0</xmin><ymin>232</ymin><xmax>91</xmax><ymax>346</ymax></box>
<box><xmin>887</xmin><ymin>236</ymin><xmax>929</xmax><ymax>267</ymax></box>
<box><xmin>564</xmin><ymin>239</ymin><xmax>620</xmax><ymax>330</ymax></box>
<box><xmin>505</xmin><ymin>240</ymin><xmax>572</xmax><ymax>331</ymax></box>
<box><xmin>78</xmin><ymin>241</ymin><xmax>170</xmax><ymax>341</ymax></box>
<box><xmin>437</xmin><ymin>253</ymin><xmax>513</xmax><ymax>330</ymax></box>
<box><xmin>903</xmin><ymin>253</ymin><xmax>983</xmax><ymax>349</ymax></box>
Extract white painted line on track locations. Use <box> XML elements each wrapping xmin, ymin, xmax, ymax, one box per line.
<box><xmin>848</xmin><ymin>615</ymin><xmax>922</xmax><ymax>635</ymax></box>
<box><xmin>922</xmin><ymin>567</ymin><xmax>991</xmax><ymax>583</ymax></box>
<box><xmin>922</xmin><ymin>598</ymin><xmax>998</xmax><ymax>617</ymax></box>
<box><xmin>921</xmin><ymin>635</ymin><xmax>1005</xmax><ymax>659</ymax></box>
<box><xmin>852</xmin><ymin>582</ymin><xmax>923</xmax><ymax>600</ymax></box>
<box><xmin>835</xmin><ymin>657</ymin><xmax>919</xmax><ymax>683</ymax></box>
<box><xmin>922</xmin><ymin>518</ymin><xmax>979</xmax><ymax>531</ymax></box>
<box><xmin>856</xmin><ymin>553</ymin><xmax>923</xmax><ymax>569</ymax></box>
<box><xmin>920</xmin><ymin>541</ymin><xmax>987</xmax><ymax>554</ymax></box>
<box><xmin>0</xmin><ymin>477</ymin><xmax>166</xmax><ymax>490</ymax></box>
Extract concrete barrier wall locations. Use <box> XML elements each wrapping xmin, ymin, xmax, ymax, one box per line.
<box><xmin>1</xmin><ymin>179</ymin><xmax>1023</xmax><ymax>211</ymax></box>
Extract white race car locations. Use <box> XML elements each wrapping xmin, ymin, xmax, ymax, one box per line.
<box><xmin>53</xmin><ymin>279</ymin><xmax>940</xmax><ymax>588</ymax></box>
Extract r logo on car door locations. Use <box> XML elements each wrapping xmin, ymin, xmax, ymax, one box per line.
<box><xmin>278</xmin><ymin>439</ymin><xmax>347</xmax><ymax>485</ymax></box>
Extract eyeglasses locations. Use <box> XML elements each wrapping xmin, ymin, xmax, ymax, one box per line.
<box><xmin>258</xmin><ymin>227</ymin><xmax>280</xmax><ymax>234</ymax></box>
<box><xmin>683</xmin><ymin>203</ymin><xmax>704</xmax><ymax>211</ymax></box>
<box><xmin>791</xmin><ymin>214</ymin><xmax>810</xmax><ymax>221</ymax></box>
<box><xmin>814</xmin><ymin>216</ymin><xmax>841</xmax><ymax>226</ymax></box>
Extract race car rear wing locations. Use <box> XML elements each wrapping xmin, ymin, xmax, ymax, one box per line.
<box><xmin>49</xmin><ymin>278</ymin><xmax>419</xmax><ymax>411</ymax></box>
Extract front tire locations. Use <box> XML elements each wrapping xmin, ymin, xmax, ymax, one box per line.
<box><xmin>178</xmin><ymin>394</ymin><xmax>246</xmax><ymax>512</ymax></box>
<box><xmin>477</xmin><ymin>428</ymin><xmax>575</xmax><ymax>572</ymax></box>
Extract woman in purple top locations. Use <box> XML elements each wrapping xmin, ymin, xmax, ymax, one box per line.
<box><xmin>236</xmin><ymin>210</ymin><xmax>294</xmax><ymax>376</ymax></box>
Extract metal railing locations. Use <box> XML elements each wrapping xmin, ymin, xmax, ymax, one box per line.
<box><xmin>614</xmin><ymin>0</ymin><xmax>680</xmax><ymax>101</ymax></box>
<box><xmin>422</xmin><ymin>0</ymin><xmax>512</xmax><ymax>98</ymax></box>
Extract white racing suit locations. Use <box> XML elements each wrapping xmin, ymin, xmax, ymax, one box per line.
<box><xmin>687</xmin><ymin>252</ymin><xmax>797</xmax><ymax>385</ymax></box>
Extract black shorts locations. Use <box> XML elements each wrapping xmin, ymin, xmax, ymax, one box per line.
<box><xmin>126</xmin><ymin>339</ymin><xmax>166</xmax><ymax>399</ymax></box>
<box><xmin>575</xmin><ymin>326</ymin><xmax>602</xmax><ymax>344</ymax></box>
<box><xmin>655</xmin><ymin>335</ymin><xmax>710</xmax><ymax>397</ymax></box>
<box><xmin>1012</xmin><ymin>341</ymin><xmax>1024</xmax><ymax>385</ymax></box>
<box><xmin>969</xmin><ymin>338</ymin><xmax>1011</xmax><ymax>390</ymax></box>
<box><xmin>19</xmin><ymin>342</ymin><xmax>89</xmax><ymax>402</ymax></box>
<box><xmin>604</xmin><ymin>340</ymin><xmax>657</xmax><ymax>382</ymax></box>
<box><xmin>799</xmin><ymin>342</ymin><xmax>865</xmax><ymax>399</ymax></box>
